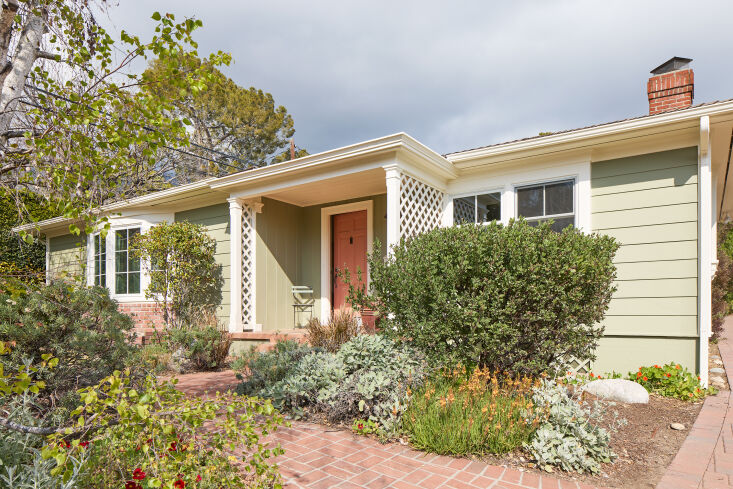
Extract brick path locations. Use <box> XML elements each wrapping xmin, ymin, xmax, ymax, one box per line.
<box><xmin>266</xmin><ymin>422</ymin><xmax>606</xmax><ymax>489</ymax></box>
<box><xmin>656</xmin><ymin>316</ymin><xmax>733</xmax><ymax>489</ymax></box>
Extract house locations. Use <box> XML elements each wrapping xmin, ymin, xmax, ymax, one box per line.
<box><xmin>24</xmin><ymin>57</ymin><xmax>733</xmax><ymax>385</ymax></box>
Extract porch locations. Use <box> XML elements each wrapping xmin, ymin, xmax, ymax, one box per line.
<box><xmin>218</xmin><ymin>134</ymin><xmax>455</xmax><ymax>333</ymax></box>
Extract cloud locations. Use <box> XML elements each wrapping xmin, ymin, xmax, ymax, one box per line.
<box><xmin>103</xmin><ymin>0</ymin><xmax>733</xmax><ymax>155</ymax></box>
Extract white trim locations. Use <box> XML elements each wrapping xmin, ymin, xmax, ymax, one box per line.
<box><xmin>384</xmin><ymin>165</ymin><xmax>401</xmax><ymax>252</ymax></box>
<box><xmin>244</xmin><ymin>199</ymin><xmax>263</xmax><ymax>332</ymax></box>
<box><xmin>319</xmin><ymin>200</ymin><xmax>374</xmax><ymax>319</ymax></box>
<box><xmin>45</xmin><ymin>236</ymin><xmax>50</xmax><ymax>285</ymax></box>
<box><xmin>446</xmin><ymin>159</ymin><xmax>592</xmax><ymax>232</ymax></box>
<box><xmin>228</xmin><ymin>198</ymin><xmax>243</xmax><ymax>333</ymax></box>
<box><xmin>699</xmin><ymin>115</ymin><xmax>712</xmax><ymax>387</ymax></box>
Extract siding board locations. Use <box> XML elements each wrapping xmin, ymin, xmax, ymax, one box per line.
<box><xmin>591</xmin><ymin>146</ymin><xmax>698</xmax><ymax>358</ymax></box>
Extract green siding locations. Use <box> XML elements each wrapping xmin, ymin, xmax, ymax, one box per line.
<box><xmin>174</xmin><ymin>203</ymin><xmax>230</xmax><ymax>325</ymax></box>
<box><xmin>591</xmin><ymin>146</ymin><xmax>699</xmax><ymax>374</ymax></box>
<box><xmin>254</xmin><ymin>194</ymin><xmax>387</xmax><ymax>332</ymax></box>
<box><xmin>48</xmin><ymin>233</ymin><xmax>86</xmax><ymax>281</ymax></box>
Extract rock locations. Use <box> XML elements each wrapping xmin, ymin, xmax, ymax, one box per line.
<box><xmin>670</xmin><ymin>423</ymin><xmax>686</xmax><ymax>431</ymax></box>
<box><xmin>711</xmin><ymin>355</ymin><xmax>722</xmax><ymax>360</ymax></box>
<box><xmin>710</xmin><ymin>367</ymin><xmax>726</xmax><ymax>374</ymax></box>
<box><xmin>711</xmin><ymin>375</ymin><xmax>726</xmax><ymax>385</ymax></box>
<box><xmin>581</xmin><ymin>379</ymin><xmax>649</xmax><ymax>404</ymax></box>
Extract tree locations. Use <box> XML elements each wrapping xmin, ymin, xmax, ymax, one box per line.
<box><xmin>131</xmin><ymin>221</ymin><xmax>223</xmax><ymax>329</ymax></box>
<box><xmin>0</xmin><ymin>1</ymin><xmax>230</xmax><ymax>238</ymax></box>
<box><xmin>143</xmin><ymin>53</ymin><xmax>306</xmax><ymax>182</ymax></box>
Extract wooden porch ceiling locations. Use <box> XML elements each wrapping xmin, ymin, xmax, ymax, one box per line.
<box><xmin>265</xmin><ymin>168</ymin><xmax>387</xmax><ymax>207</ymax></box>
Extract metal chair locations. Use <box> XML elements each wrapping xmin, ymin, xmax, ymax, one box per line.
<box><xmin>292</xmin><ymin>285</ymin><xmax>314</xmax><ymax>327</ymax></box>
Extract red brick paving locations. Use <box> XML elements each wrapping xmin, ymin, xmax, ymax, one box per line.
<box><xmin>656</xmin><ymin>316</ymin><xmax>733</xmax><ymax>489</ymax></box>
<box><xmin>262</xmin><ymin>422</ymin><xmax>610</xmax><ymax>489</ymax></box>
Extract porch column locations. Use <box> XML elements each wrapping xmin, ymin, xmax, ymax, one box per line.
<box><xmin>241</xmin><ymin>200</ymin><xmax>264</xmax><ymax>332</ymax></box>
<box><xmin>228</xmin><ymin>198</ymin><xmax>244</xmax><ymax>333</ymax></box>
<box><xmin>385</xmin><ymin>165</ymin><xmax>401</xmax><ymax>254</ymax></box>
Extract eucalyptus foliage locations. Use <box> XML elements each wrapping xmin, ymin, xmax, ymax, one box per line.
<box><xmin>348</xmin><ymin>220</ymin><xmax>619</xmax><ymax>376</ymax></box>
<box><xmin>0</xmin><ymin>1</ymin><xmax>230</xmax><ymax>239</ymax></box>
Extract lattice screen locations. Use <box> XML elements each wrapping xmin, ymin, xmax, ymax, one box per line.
<box><xmin>399</xmin><ymin>174</ymin><xmax>444</xmax><ymax>238</ymax></box>
<box><xmin>564</xmin><ymin>355</ymin><xmax>592</xmax><ymax>375</ymax></box>
<box><xmin>453</xmin><ymin>197</ymin><xmax>475</xmax><ymax>224</ymax></box>
<box><xmin>241</xmin><ymin>204</ymin><xmax>256</xmax><ymax>329</ymax></box>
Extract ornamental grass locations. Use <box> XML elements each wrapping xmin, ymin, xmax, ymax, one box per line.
<box><xmin>403</xmin><ymin>367</ymin><xmax>545</xmax><ymax>456</ymax></box>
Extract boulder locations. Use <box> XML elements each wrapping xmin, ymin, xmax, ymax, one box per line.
<box><xmin>581</xmin><ymin>379</ymin><xmax>649</xmax><ymax>404</ymax></box>
<box><xmin>710</xmin><ymin>367</ymin><xmax>726</xmax><ymax>374</ymax></box>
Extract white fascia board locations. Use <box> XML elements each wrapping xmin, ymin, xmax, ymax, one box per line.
<box><xmin>447</xmin><ymin>100</ymin><xmax>733</xmax><ymax>165</ymax></box>
<box><xmin>210</xmin><ymin>132</ymin><xmax>455</xmax><ymax>191</ymax></box>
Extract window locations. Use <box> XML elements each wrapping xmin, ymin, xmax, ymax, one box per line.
<box><xmin>516</xmin><ymin>179</ymin><xmax>574</xmax><ymax>232</ymax></box>
<box><xmin>93</xmin><ymin>234</ymin><xmax>106</xmax><ymax>287</ymax></box>
<box><xmin>453</xmin><ymin>192</ymin><xmax>501</xmax><ymax>224</ymax></box>
<box><xmin>115</xmin><ymin>228</ymin><xmax>140</xmax><ymax>294</ymax></box>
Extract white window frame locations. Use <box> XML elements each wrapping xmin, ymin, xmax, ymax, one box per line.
<box><xmin>450</xmin><ymin>189</ymin><xmax>503</xmax><ymax>225</ymax></box>
<box><xmin>86</xmin><ymin>213</ymin><xmax>173</xmax><ymax>302</ymax></box>
<box><xmin>91</xmin><ymin>233</ymin><xmax>107</xmax><ymax>287</ymax></box>
<box><xmin>444</xmin><ymin>160</ymin><xmax>591</xmax><ymax>232</ymax></box>
<box><xmin>514</xmin><ymin>178</ymin><xmax>576</xmax><ymax>228</ymax></box>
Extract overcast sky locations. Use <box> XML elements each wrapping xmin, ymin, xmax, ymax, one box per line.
<box><xmin>103</xmin><ymin>1</ymin><xmax>733</xmax><ymax>156</ymax></box>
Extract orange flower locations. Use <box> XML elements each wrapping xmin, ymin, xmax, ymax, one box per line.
<box><xmin>665</xmin><ymin>373</ymin><xmax>671</xmax><ymax>378</ymax></box>
<box><xmin>643</xmin><ymin>376</ymin><xmax>648</xmax><ymax>381</ymax></box>
<box><xmin>654</xmin><ymin>365</ymin><xmax>660</xmax><ymax>369</ymax></box>
<box><xmin>637</xmin><ymin>372</ymin><xmax>642</xmax><ymax>378</ymax></box>
<box><xmin>688</xmin><ymin>393</ymin><xmax>693</xmax><ymax>397</ymax></box>
<box><xmin>589</xmin><ymin>373</ymin><xmax>594</xmax><ymax>378</ymax></box>
<box><xmin>676</xmin><ymin>365</ymin><xmax>681</xmax><ymax>370</ymax></box>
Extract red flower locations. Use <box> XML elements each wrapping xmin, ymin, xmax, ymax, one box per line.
<box><xmin>654</xmin><ymin>365</ymin><xmax>660</xmax><ymax>369</ymax></box>
<box><xmin>665</xmin><ymin>373</ymin><xmax>671</xmax><ymax>378</ymax></box>
<box><xmin>132</xmin><ymin>468</ymin><xmax>146</xmax><ymax>480</ymax></box>
<box><xmin>168</xmin><ymin>442</ymin><xmax>177</xmax><ymax>452</ymax></box>
<box><xmin>636</xmin><ymin>372</ymin><xmax>642</xmax><ymax>378</ymax></box>
<box><xmin>643</xmin><ymin>376</ymin><xmax>648</xmax><ymax>381</ymax></box>
<box><xmin>59</xmin><ymin>440</ymin><xmax>70</xmax><ymax>449</ymax></box>
<box><xmin>357</xmin><ymin>423</ymin><xmax>364</xmax><ymax>430</ymax></box>
<box><xmin>125</xmin><ymin>482</ymin><xmax>142</xmax><ymax>489</ymax></box>
<box><xmin>196</xmin><ymin>475</ymin><xmax>202</xmax><ymax>482</ymax></box>
<box><xmin>174</xmin><ymin>479</ymin><xmax>185</xmax><ymax>489</ymax></box>
<box><xmin>80</xmin><ymin>441</ymin><xmax>89</xmax><ymax>449</ymax></box>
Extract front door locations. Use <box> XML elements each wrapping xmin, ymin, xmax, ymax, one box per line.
<box><xmin>332</xmin><ymin>210</ymin><xmax>367</xmax><ymax>311</ymax></box>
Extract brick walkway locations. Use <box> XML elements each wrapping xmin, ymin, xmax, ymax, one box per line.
<box><xmin>266</xmin><ymin>422</ymin><xmax>606</xmax><ymax>489</ymax></box>
<box><xmin>656</xmin><ymin>316</ymin><xmax>733</xmax><ymax>489</ymax></box>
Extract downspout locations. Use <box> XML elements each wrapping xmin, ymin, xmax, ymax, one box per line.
<box><xmin>699</xmin><ymin>115</ymin><xmax>712</xmax><ymax>387</ymax></box>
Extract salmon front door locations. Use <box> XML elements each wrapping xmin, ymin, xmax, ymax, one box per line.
<box><xmin>332</xmin><ymin>210</ymin><xmax>368</xmax><ymax>311</ymax></box>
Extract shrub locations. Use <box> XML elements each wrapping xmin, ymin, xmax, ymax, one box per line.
<box><xmin>404</xmin><ymin>368</ymin><xmax>540</xmax><ymax>455</ymax></box>
<box><xmin>167</xmin><ymin>325</ymin><xmax>232</xmax><ymax>372</ymax></box>
<box><xmin>305</xmin><ymin>310</ymin><xmax>359</xmax><ymax>352</ymax></box>
<box><xmin>712</xmin><ymin>221</ymin><xmax>733</xmax><ymax>339</ymax></box>
<box><xmin>131</xmin><ymin>221</ymin><xmax>223</xmax><ymax>329</ymax></box>
<box><xmin>525</xmin><ymin>379</ymin><xmax>623</xmax><ymax>474</ymax></box>
<box><xmin>234</xmin><ymin>339</ymin><xmax>315</xmax><ymax>396</ymax></box>
<box><xmin>629</xmin><ymin>363</ymin><xmax>715</xmax><ymax>401</ymax></box>
<box><xmin>0</xmin><ymin>281</ymin><xmax>136</xmax><ymax>405</ymax></box>
<box><xmin>136</xmin><ymin>342</ymin><xmax>173</xmax><ymax>374</ymax></box>
<box><xmin>44</xmin><ymin>370</ymin><xmax>285</xmax><ymax>489</ymax></box>
<box><xmin>348</xmin><ymin>220</ymin><xmax>618</xmax><ymax>376</ymax></box>
<box><xmin>242</xmin><ymin>335</ymin><xmax>429</xmax><ymax>435</ymax></box>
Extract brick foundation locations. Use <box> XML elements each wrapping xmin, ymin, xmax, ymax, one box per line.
<box><xmin>117</xmin><ymin>302</ymin><xmax>166</xmax><ymax>344</ymax></box>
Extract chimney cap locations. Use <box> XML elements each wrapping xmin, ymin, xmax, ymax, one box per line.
<box><xmin>650</xmin><ymin>56</ymin><xmax>693</xmax><ymax>75</ymax></box>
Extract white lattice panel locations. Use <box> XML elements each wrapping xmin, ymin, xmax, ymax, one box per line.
<box><xmin>453</xmin><ymin>197</ymin><xmax>475</xmax><ymax>224</ymax></box>
<box><xmin>564</xmin><ymin>355</ymin><xmax>592</xmax><ymax>375</ymax></box>
<box><xmin>399</xmin><ymin>174</ymin><xmax>444</xmax><ymax>238</ymax></box>
<box><xmin>241</xmin><ymin>205</ymin><xmax>256</xmax><ymax>328</ymax></box>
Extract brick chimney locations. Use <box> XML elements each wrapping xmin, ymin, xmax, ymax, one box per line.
<box><xmin>647</xmin><ymin>57</ymin><xmax>694</xmax><ymax>115</ymax></box>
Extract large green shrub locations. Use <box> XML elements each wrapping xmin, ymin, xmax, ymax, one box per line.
<box><xmin>349</xmin><ymin>220</ymin><xmax>618</xmax><ymax>375</ymax></box>
<box><xmin>0</xmin><ymin>282</ymin><xmax>136</xmax><ymax>404</ymax></box>
<box><xmin>234</xmin><ymin>339</ymin><xmax>314</xmax><ymax>396</ymax></box>
<box><xmin>131</xmin><ymin>221</ymin><xmax>223</xmax><ymax>329</ymax></box>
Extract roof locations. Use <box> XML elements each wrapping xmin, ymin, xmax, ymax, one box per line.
<box><xmin>443</xmin><ymin>98</ymin><xmax>733</xmax><ymax>158</ymax></box>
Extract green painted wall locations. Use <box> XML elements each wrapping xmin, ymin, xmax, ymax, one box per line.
<box><xmin>590</xmin><ymin>146</ymin><xmax>699</xmax><ymax>375</ymax></box>
<box><xmin>48</xmin><ymin>233</ymin><xmax>86</xmax><ymax>281</ymax></box>
<box><xmin>174</xmin><ymin>203</ymin><xmax>230</xmax><ymax>325</ymax></box>
<box><xmin>254</xmin><ymin>194</ymin><xmax>387</xmax><ymax>332</ymax></box>
<box><xmin>255</xmin><ymin>198</ymin><xmax>302</xmax><ymax>332</ymax></box>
